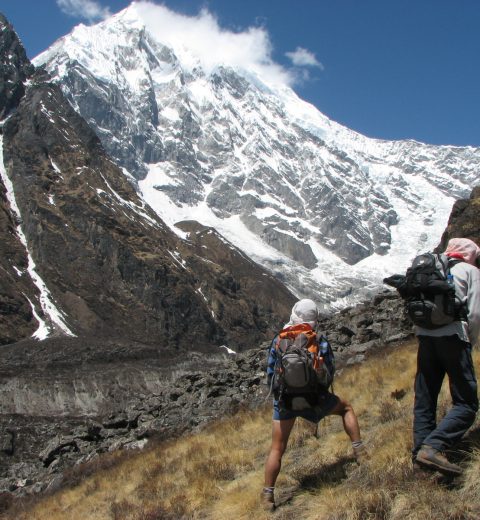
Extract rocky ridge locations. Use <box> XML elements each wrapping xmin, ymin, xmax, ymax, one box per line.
<box><xmin>437</xmin><ymin>185</ymin><xmax>480</xmax><ymax>252</ymax></box>
<box><xmin>0</xmin><ymin>13</ymin><xmax>33</xmax><ymax>120</ymax></box>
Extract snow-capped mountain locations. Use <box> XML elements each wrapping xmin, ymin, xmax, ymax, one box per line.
<box><xmin>0</xmin><ymin>12</ymin><xmax>295</xmax><ymax>348</ymax></box>
<box><xmin>34</xmin><ymin>3</ymin><xmax>480</xmax><ymax>309</ymax></box>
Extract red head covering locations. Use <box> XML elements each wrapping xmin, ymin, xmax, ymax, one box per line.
<box><xmin>445</xmin><ymin>238</ymin><xmax>480</xmax><ymax>266</ymax></box>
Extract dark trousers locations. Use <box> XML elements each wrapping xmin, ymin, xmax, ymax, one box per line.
<box><xmin>412</xmin><ymin>335</ymin><xmax>478</xmax><ymax>458</ymax></box>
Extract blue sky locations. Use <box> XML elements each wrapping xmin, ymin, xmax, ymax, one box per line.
<box><xmin>2</xmin><ymin>0</ymin><xmax>480</xmax><ymax>147</ymax></box>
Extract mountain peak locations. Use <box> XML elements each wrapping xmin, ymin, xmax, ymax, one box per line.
<box><xmin>33</xmin><ymin>6</ymin><xmax>480</xmax><ymax>309</ymax></box>
<box><xmin>0</xmin><ymin>13</ymin><xmax>34</xmax><ymax>119</ymax></box>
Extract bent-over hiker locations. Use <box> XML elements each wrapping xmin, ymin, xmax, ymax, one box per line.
<box><xmin>261</xmin><ymin>299</ymin><xmax>366</xmax><ymax>511</ymax></box>
<box><xmin>413</xmin><ymin>238</ymin><xmax>480</xmax><ymax>476</ymax></box>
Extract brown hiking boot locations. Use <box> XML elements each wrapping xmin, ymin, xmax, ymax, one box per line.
<box><xmin>260</xmin><ymin>488</ymin><xmax>275</xmax><ymax>512</ymax></box>
<box><xmin>415</xmin><ymin>445</ymin><xmax>462</xmax><ymax>476</ymax></box>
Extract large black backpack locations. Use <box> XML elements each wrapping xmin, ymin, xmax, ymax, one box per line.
<box><xmin>384</xmin><ymin>252</ymin><xmax>466</xmax><ymax>329</ymax></box>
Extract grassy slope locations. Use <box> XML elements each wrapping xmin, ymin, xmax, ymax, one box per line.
<box><xmin>6</xmin><ymin>339</ymin><xmax>480</xmax><ymax>520</ymax></box>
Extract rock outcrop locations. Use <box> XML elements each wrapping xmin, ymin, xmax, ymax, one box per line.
<box><xmin>318</xmin><ymin>290</ymin><xmax>411</xmax><ymax>366</ymax></box>
<box><xmin>437</xmin><ymin>186</ymin><xmax>480</xmax><ymax>250</ymax></box>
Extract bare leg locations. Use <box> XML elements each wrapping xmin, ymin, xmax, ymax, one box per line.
<box><xmin>264</xmin><ymin>418</ymin><xmax>296</xmax><ymax>487</ymax></box>
<box><xmin>329</xmin><ymin>398</ymin><xmax>361</xmax><ymax>442</ymax></box>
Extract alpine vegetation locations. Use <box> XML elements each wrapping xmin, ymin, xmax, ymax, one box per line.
<box><xmin>6</xmin><ymin>340</ymin><xmax>480</xmax><ymax>520</ymax></box>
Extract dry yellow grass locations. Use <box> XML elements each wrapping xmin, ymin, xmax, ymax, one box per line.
<box><xmin>5</xmin><ymin>339</ymin><xmax>480</xmax><ymax>520</ymax></box>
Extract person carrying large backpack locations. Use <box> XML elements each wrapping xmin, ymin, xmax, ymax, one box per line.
<box><xmin>409</xmin><ymin>238</ymin><xmax>480</xmax><ymax>476</ymax></box>
<box><xmin>261</xmin><ymin>299</ymin><xmax>366</xmax><ymax>512</ymax></box>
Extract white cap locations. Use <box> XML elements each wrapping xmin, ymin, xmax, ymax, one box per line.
<box><xmin>284</xmin><ymin>299</ymin><xmax>318</xmax><ymax>328</ymax></box>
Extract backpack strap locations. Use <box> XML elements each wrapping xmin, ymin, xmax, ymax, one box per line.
<box><xmin>445</xmin><ymin>256</ymin><xmax>469</xmax><ymax>322</ymax></box>
<box><xmin>446</xmin><ymin>256</ymin><xmax>464</xmax><ymax>269</ymax></box>
<box><xmin>278</xmin><ymin>323</ymin><xmax>314</xmax><ymax>338</ymax></box>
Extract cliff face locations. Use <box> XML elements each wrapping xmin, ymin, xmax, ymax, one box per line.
<box><xmin>438</xmin><ymin>186</ymin><xmax>480</xmax><ymax>250</ymax></box>
<box><xmin>0</xmin><ymin>14</ymin><xmax>39</xmax><ymax>344</ymax></box>
<box><xmin>0</xmin><ymin>13</ymin><xmax>295</xmax><ymax>349</ymax></box>
<box><xmin>0</xmin><ymin>170</ymin><xmax>38</xmax><ymax>344</ymax></box>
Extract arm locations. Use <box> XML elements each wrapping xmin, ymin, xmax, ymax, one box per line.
<box><xmin>467</xmin><ymin>267</ymin><xmax>480</xmax><ymax>347</ymax></box>
<box><xmin>266</xmin><ymin>336</ymin><xmax>278</xmax><ymax>386</ymax></box>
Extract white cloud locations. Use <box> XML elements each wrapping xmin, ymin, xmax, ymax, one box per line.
<box><xmin>133</xmin><ymin>2</ymin><xmax>294</xmax><ymax>86</ymax></box>
<box><xmin>285</xmin><ymin>47</ymin><xmax>324</xmax><ymax>69</ymax></box>
<box><xmin>56</xmin><ymin>0</ymin><xmax>111</xmax><ymax>22</ymax></box>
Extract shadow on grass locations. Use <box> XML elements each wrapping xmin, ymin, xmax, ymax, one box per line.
<box><xmin>296</xmin><ymin>455</ymin><xmax>354</xmax><ymax>490</ymax></box>
<box><xmin>457</xmin><ymin>423</ymin><xmax>480</xmax><ymax>455</ymax></box>
<box><xmin>269</xmin><ymin>455</ymin><xmax>355</xmax><ymax>512</ymax></box>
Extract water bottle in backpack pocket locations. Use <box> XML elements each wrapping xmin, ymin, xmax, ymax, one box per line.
<box><xmin>317</xmin><ymin>335</ymin><xmax>335</xmax><ymax>389</ymax></box>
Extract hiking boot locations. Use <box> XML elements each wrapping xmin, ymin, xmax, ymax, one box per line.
<box><xmin>415</xmin><ymin>445</ymin><xmax>462</xmax><ymax>476</ymax></box>
<box><xmin>353</xmin><ymin>444</ymin><xmax>370</xmax><ymax>464</ymax></box>
<box><xmin>260</xmin><ymin>488</ymin><xmax>275</xmax><ymax>512</ymax></box>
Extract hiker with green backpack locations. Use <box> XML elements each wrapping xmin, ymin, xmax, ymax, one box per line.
<box><xmin>261</xmin><ymin>298</ymin><xmax>367</xmax><ymax>511</ymax></box>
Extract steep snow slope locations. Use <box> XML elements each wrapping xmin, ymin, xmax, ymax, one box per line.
<box><xmin>34</xmin><ymin>3</ymin><xmax>480</xmax><ymax>309</ymax></box>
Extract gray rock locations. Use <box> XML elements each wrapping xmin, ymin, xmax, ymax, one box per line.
<box><xmin>39</xmin><ymin>436</ymin><xmax>78</xmax><ymax>466</ymax></box>
<box><xmin>346</xmin><ymin>354</ymin><xmax>366</xmax><ymax>365</ymax></box>
<box><xmin>44</xmin><ymin>475</ymin><xmax>64</xmax><ymax>494</ymax></box>
<box><xmin>0</xmin><ymin>430</ymin><xmax>14</xmax><ymax>455</ymax></box>
<box><xmin>350</xmin><ymin>342</ymin><xmax>375</xmax><ymax>354</ymax></box>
